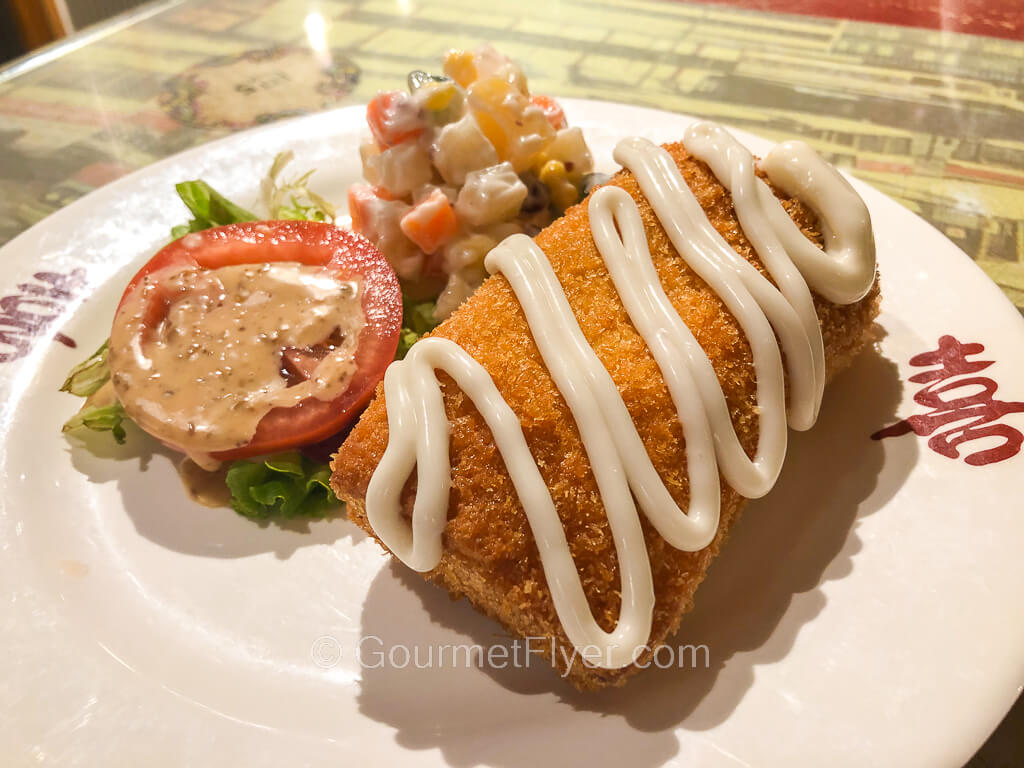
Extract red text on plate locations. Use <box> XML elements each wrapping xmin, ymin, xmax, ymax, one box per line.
<box><xmin>0</xmin><ymin>269</ymin><xmax>85</xmax><ymax>362</ymax></box>
<box><xmin>872</xmin><ymin>335</ymin><xmax>1024</xmax><ymax>465</ymax></box>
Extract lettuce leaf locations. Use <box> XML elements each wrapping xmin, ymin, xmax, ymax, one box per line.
<box><xmin>225</xmin><ymin>452</ymin><xmax>342</xmax><ymax>520</ymax></box>
<box><xmin>60</xmin><ymin>339</ymin><xmax>127</xmax><ymax>444</ymax></box>
<box><xmin>170</xmin><ymin>180</ymin><xmax>258</xmax><ymax>239</ymax></box>
<box><xmin>62</xmin><ymin>402</ymin><xmax>127</xmax><ymax>444</ymax></box>
<box><xmin>397</xmin><ymin>298</ymin><xmax>439</xmax><ymax>359</ymax></box>
<box><xmin>60</xmin><ymin>339</ymin><xmax>111</xmax><ymax>396</ymax></box>
<box><xmin>169</xmin><ymin>156</ymin><xmax>333</xmax><ymax>242</ymax></box>
<box><xmin>262</xmin><ymin>151</ymin><xmax>336</xmax><ymax>223</ymax></box>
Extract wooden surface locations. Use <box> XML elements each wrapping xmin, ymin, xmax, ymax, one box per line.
<box><xmin>7</xmin><ymin>0</ymin><xmax>67</xmax><ymax>49</ymax></box>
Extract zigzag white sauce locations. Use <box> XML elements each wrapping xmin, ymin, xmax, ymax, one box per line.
<box><xmin>365</xmin><ymin>121</ymin><xmax>876</xmax><ymax>669</ymax></box>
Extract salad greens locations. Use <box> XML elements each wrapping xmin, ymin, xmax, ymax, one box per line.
<box><xmin>60</xmin><ymin>159</ymin><xmax>347</xmax><ymax>521</ymax></box>
<box><xmin>59</xmin><ymin>155</ymin><xmax>449</xmax><ymax>521</ymax></box>
<box><xmin>226</xmin><ymin>452</ymin><xmax>339</xmax><ymax>520</ymax></box>
<box><xmin>60</xmin><ymin>339</ymin><xmax>111</xmax><ymax>397</ymax></box>
<box><xmin>59</xmin><ymin>339</ymin><xmax>124</xmax><ymax>442</ymax></box>
<box><xmin>62</xmin><ymin>402</ymin><xmax>128</xmax><ymax>445</ymax></box>
<box><xmin>262</xmin><ymin>151</ymin><xmax>337</xmax><ymax>223</ymax></box>
<box><xmin>169</xmin><ymin>180</ymin><xmax>258</xmax><ymax>240</ymax></box>
<box><xmin>397</xmin><ymin>298</ymin><xmax>440</xmax><ymax>359</ymax></box>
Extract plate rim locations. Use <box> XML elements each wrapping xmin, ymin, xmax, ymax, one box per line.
<box><xmin>1</xmin><ymin>97</ymin><xmax>1022</xmax><ymax>766</ymax></box>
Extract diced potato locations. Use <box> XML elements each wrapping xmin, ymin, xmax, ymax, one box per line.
<box><xmin>506</xmin><ymin>105</ymin><xmax>555</xmax><ymax>172</ymax></box>
<box><xmin>472</xmin><ymin>44</ymin><xmax>528</xmax><ymax>94</ymax></box>
<box><xmin>359</xmin><ymin>140</ymin><xmax>382</xmax><ymax>186</ymax></box>
<box><xmin>454</xmin><ymin>162</ymin><xmax>528</xmax><ymax>228</ymax></box>
<box><xmin>437</xmin><ymin>185</ymin><xmax>458</xmax><ymax>204</ymax></box>
<box><xmin>434</xmin><ymin>271</ymin><xmax>480</xmax><ymax>321</ymax></box>
<box><xmin>364</xmin><ymin>141</ymin><xmax>434</xmax><ymax>197</ymax></box>
<box><xmin>433</xmin><ymin>112</ymin><xmax>499</xmax><ymax>186</ymax></box>
<box><xmin>390</xmin><ymin>249</ymin><xmax>426</xmax><ymax>281</ymax></box>
<box><xmin>413</xmin><ymin>184</ymin><xmax>459</xmax><ymax>206</ymax></box>
<box><xmin>443</xmin><ymin>233</ymin><xmax>496</xmax><ymax>273</ymax></box>
<box><xmin>483</xmin><ymin>221</ymin><xmax>525</xmax><ymax>242</ymax></box>
<box><xmin>542</xmin><ymin>126</ymin><xmax>593</xmax><ymax>182</ymax></box>
<box><xmin>466</xmin><ymin>77</ymin><xmax>555</xmax><ymax>172</ymax></box>
<box><xmin>348</xmin><ymin>185</ymin><xmax>423</xmax><ymax>279</ymax></box>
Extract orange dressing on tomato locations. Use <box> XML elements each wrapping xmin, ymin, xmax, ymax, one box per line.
<box><xmin>109</xmin><ymin>262</ymin><xmax>365</xmax><ymax>467</ymax></box>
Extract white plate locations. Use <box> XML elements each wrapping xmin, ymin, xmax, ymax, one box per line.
<box><xmin>1</xmin><ymin>100</ymin><xmax>1022</xmax><ymax>768</ymax></box>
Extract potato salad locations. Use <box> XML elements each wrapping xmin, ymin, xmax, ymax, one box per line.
<box><xmin>348</xmin><ymin>45</ymin><xmax>598</xmax><ymax>320</ymax></box>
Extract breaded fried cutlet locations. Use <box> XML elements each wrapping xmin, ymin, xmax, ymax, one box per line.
<box><xmin>331</xmin><ymin>141</ymin><xmax>880</xmax><ymax>690</ymax></box>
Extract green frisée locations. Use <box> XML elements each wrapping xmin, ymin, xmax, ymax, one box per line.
<box><xmin>262</xmin><ymin>151</ymin><xmax>338</xmax><ymax>223</ymax></box>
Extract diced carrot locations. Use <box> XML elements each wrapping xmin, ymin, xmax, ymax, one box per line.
<box><xmin>530</xmin><ymin>94</ymin><xmax>567</xmax><ymax>131</ymax></box>
<box><xmin>400</xmin><ymin>189</ymin><xmax>458</xmax><ymax>254</ymax></box>
<box><xmin>366</xmin><ymin>91</ymin><xmax>424</xmax><ymax>149</ymax></box>
<box><xmin>347</xmin><ymin>184</ymin><xmax>379</xmax><ymax>237</ymax></box>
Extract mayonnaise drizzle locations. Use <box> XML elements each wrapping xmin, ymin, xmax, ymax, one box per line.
<box><xmin>364</xmin><ymin>121</ymin><xmax>876</xmax><ymax>668</ymax></box>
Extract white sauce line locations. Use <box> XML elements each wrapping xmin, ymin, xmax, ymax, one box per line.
<box><xmin>364</xmin><ymin>121</ymin><xmax>876</xmax><ymax>669</ymax></box>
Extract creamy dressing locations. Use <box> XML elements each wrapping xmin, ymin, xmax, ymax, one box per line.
<box><xmin>178</xmin><ymin>458</ymin><xmax>232</xmax><ymax>507</ymax></box>
<box><xmin>364</xmin><ymin>121</ymin><xmax>877</xmax><ymax>669</ymax></box>
<box><xmin>109</xmin><ymin>262</ymin><xmax>364</xmax><ymax>466</ymax></box>
<box><xmin>84</xmin><ymin>379</ymin><xmax>117</xmax><ymax>410</ymax></box>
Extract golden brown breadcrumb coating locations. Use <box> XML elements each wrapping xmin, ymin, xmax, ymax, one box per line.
<box><xmin>331</xmin><ymin>141</ymin><xmax>880</xmax><ymax>690</ymax></box>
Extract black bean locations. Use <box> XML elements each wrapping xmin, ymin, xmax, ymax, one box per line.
<box><xmin>519</xmin><ymin>172</ymin><xmax>550</xmax><ymax>215</ymax></box>
<box><xmin>581</xmin><ymin>172</ymin><xmax>612</xmax><ymax>197</ymax></box>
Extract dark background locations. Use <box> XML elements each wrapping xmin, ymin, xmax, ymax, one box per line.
<box><xmin>1</xmin><ymin>2</ymin><xmax>27</xmax><ymax>64</ymax></box>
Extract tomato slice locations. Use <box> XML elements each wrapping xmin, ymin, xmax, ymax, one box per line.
<box><xmin>115</xmin><ymin>220</ymin><xmax>401</xmax><ymax>460</ymax></box>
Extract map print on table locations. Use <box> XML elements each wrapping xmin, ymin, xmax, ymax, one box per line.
<box><xmin>0</xmin><ymin>0</ymin><xmax>1021</xmax><ymax>310</ymax></box>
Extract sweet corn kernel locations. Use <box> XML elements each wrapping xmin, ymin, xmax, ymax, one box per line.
<box><xmin>530</xmin><ymin>151</ymin><xmax>551</xmax><ymax>174</ymax></box>
<box><xmin>443</xmin><ymin>49</ymin><xmax>477</xmax><ymax>88</ymax></box>
<box><xmin>550</xmin><ymin>180</ymin><xmax>579</xmax><ymax>211</ymax></box>
<box><xmin>538</xmin><ymin>159</ymin><xmax>568</xmax><ymax>186</ymax></box>
<box><xmin>422</xmin><ymin>82</ymin><xmax>456</xmax><ymax>111</ymax></box>
<box><xmin>539</xmin><ymin>159</ymin><xmax>578</xmax><ymax>209</ymax></box>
